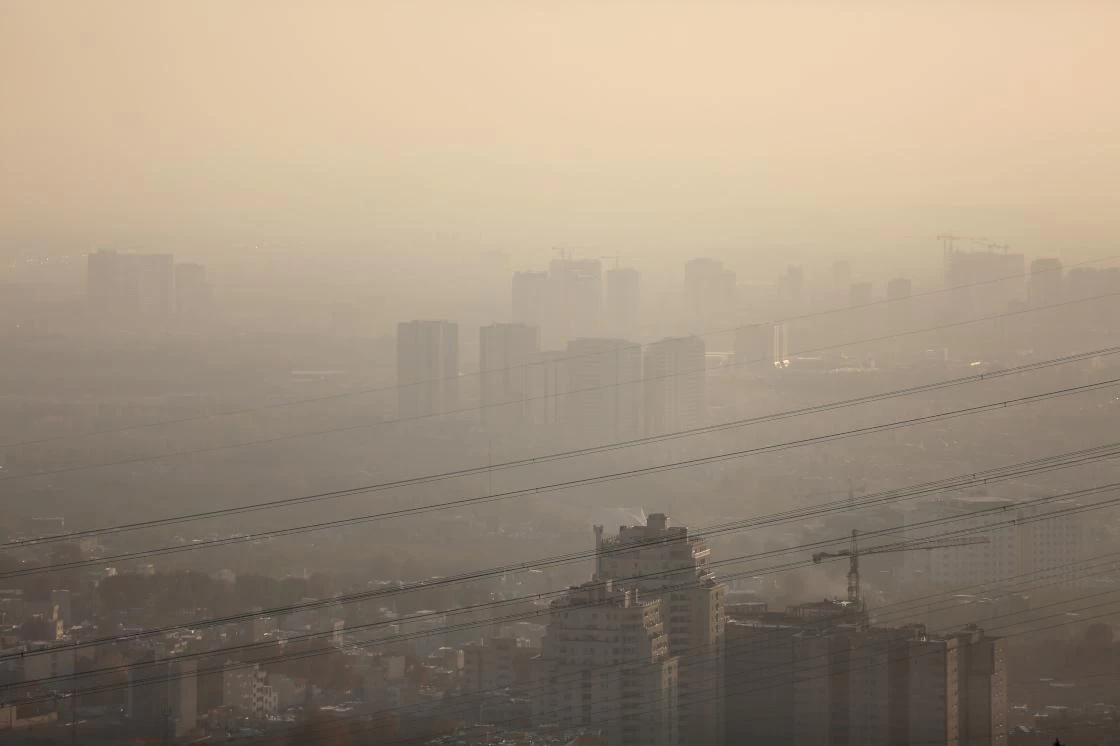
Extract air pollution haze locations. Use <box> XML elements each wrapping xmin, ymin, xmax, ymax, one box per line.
<box><xmin>1</xmin><ymin>3</ymin><xmax>1119</xmax><ymax>746</ymax></box>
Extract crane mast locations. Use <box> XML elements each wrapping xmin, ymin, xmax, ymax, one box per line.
<box><xmin>812</xmin><ymin>529</ymin><xmax>989</xmax><ymax>606</ymax></box>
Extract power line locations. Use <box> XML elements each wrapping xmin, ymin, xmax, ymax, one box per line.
<box><xmin>6</xmin><ymin>344</ymin><xmax>1118</xmax><ymax>553</ymax></box>
<box><xmin>6</xmin><ymin>252</ymin><xmax>1110</xmax><ymax>453</ymax></box>
<box><xmin>4</xmin><ymin>287</ymin><xmax>1117</xmax><ymax>488</ymax></box>
<box><xmin>6</xmin><ymin>436</ymin><xmax>1119</xmax><ymax>666</ymax></box>
<box><xmin>11</xmin><ymin>482</ymin><xmax>1120</xmax><ymax>698</ymax></box>
<box><xmin>5</xmin><ymin>373</ymin><xmax>1118</xmax><ymax>580</ymax></box>
<box><xmin>220</xmin><ymin>559</ymin><xmax>1120</xmax><ymax>746</ymax></box>
<box><xmin>222</xmin><ymin>510</ymin><xmax>1120</xmax><ymax>742</ymax></box>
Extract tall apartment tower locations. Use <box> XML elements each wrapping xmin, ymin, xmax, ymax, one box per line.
<box><xmin>546</xmin><ymin>258</ymin><xmax>602</xmax><ymax>347</ymax></box>
<box><xmin>562</xmin><ymin>337</ymin><xmax>642</xmax><ymax>442</ymax></box>
<box><xmin>396</xmin><ymin>320</ymin><xmax>459</xmax><ymax>420</ymax></box>
<box><xmin>606</xmin><ymin>266</ymin><xmax>640</xmax><ymax>337</ymax></box>
<box><xmin>536</xmin><ymin>579</ymin><xmax>678</xmax><ymax>746</ymax></box>
<box><xmin>1027</xmin><ymin>258</ymin><xmax>1063</xmax><ymax>308</ymax></box>
<box><xmin>462</xmin><ymin>636</ymin><xmax>517</xmax><ymax>694</ymax></box>
<box><xmin>87</xmin><ymin>250</ymin><xmax>175</xmax><ymax>322</ymax></box>
<box><xmin>943</xmin><ymin>248</ymin><xmax>1026</xmax><ymax>317</ymax></box>
<box><xmin>725</xmin><ymin>608</ymin><xmax>1007</xmax><ymax>746</ymax></box>
<box><xmin>887</xmin><ymin>277</ymin><xmax>913</xmax><ymax>301</ymax></box>
<box><xmin>479</xmin><ymin>323</ymin><xmax>540</xmax><ymax>428</ymax></box>
<box><xmin>885</xmin><ymin>278</ymin><xmax>914</xmax><ymax>343</ymax></box>
<box><xmin>848</xmin><ymin>281</ymin><xmax>873</xmax><ymax>307</ymax></box>
<box><xmin>174</xmin><ymin>262</ymin><xmax>211</xmax><ymax>318</ymax></box>
<box><xmin>126</xmin><ymin>656</ymin><xmax>197</xmax><ymax>740</ymax></box>
<box><xmin>643</xmin><ymin>336</ymin><xmax>706</xmax><ymax>436</ymax></box>
<box><xmin>595</xmin><ymin>514</ymin><xmax>726</xmax><ymax>746</ymax></box>
<box><xmin>735</xmin><ymin>322</ymin><xmax>787</xmax><ymax>369</ymax></box>
<box><xmin>524</xmin><ymin>350</ymin><xmax>571</xmax><ymax>427</ymax></box>
<box><xmin>512</xmin><ymin>270</ymin><xmax>549</xmax><ymax>329</ymax></box>
<box><xmin>684</xmin><ymin>258</ymin><xmax>736</xmax><ymax>319</ymax></box>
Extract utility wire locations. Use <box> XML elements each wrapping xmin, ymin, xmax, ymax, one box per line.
<box><xmin>223</xmin><ymin>561</ymin><xmax>1120</xmax><ymax>746</ymax></box>
<box><xmin>8</xmin><ymin>340</ymin><xmax>1118</xmax><ymax>550</ymax></box>
<box><xmin>6</xmin><ymin>437</ymin><xmax>1119</xmax><ymax>659</ymax></box>
<box><xmin>3</xmin><ymin>287</ymin><xmax>1117</xmax><ymax>488</ymax></box>
<box><xmin>5</xmin><ymin>252</ymin><xmax>1111</xmax><ymax>452</ymax></box>
<box><xmin>5</xmin><ymin>376</ymin><xmax>1119</xmax><ymax>582</ymax></box>
<box><xmin>11</xmin><ymin>483</ymin><xmax>1120</xmax><ymax>699</ymax></box>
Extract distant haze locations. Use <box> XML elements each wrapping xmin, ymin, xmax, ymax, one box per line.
<box><xmin>3</xmin><ymin>1</ymin><xmax>1119</xmax><ymax>271</ymax></box>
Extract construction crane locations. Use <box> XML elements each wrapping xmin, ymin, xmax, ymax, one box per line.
<box><xmin>812</xmin><ymin>530</ymin><xmax>989</xmax><ymax>606</ymax></box>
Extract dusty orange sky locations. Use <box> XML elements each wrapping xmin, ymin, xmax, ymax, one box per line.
<box><xmin>3</xmin><ymin>1</ymin><xmax>1118</xmax><ymax>265</ymax></box>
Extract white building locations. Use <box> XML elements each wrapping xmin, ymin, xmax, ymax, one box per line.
<box><xmin>905</xmin><ymin>496</ymin><xmax>1087</xmax><ymax>589</ymax></box>
<box><xmin>536</xmin><ymin>579</ymin><xmax>678</xmax><ymax>746</ymax></box>
<box><xmin>595</xmin><ymin>514</ymin><xmax>726</xmax><ymax>746</ymax></box>
<box><xmin>223</xmin><ymin>662</ymin><xmax>278</xmax><ymax>720</ymax></box>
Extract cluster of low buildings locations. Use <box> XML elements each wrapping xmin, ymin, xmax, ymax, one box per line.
<box><xmin>2</xmin><ymin>513</ymin><xmax>1113</xmax><ymax>745</ymax></box>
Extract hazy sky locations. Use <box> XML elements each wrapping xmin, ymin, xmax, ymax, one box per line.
<box><xmin>3</xmin><ymin>1</ymin><xmax>1118</xmax><ymax>269</ymax></box>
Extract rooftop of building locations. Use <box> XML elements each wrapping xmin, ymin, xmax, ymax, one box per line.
<box><xmin>550</xmin><ymin>578</ymin><xmax>648</xmax><ymax>610</ymax></box>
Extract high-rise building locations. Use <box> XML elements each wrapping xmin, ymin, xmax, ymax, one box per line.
<box><xmin>223</xmin><ymin>662</ymin><xmax>278</xmax><ymax>720</ymax></box>
<box><xmin>524</xmin><ymin>350</ymin><xmax>571</xmax><ymax>427</ymax></box>
<box><xmin>1066</xmin><ymin>266</ymin><xmax>1120</xmax><ymax>332</ymax></box>
<box><xmin>780</xmin><ymin>265</ymin><xmax>805</xmax><ymax>307</ymax></box>
<box><xmin>848</xmin><ymin>282</ymin><xmax>873</xmax><ymax>307</ymax></box>
<box><xmin>1027</xmin><ymin>258</ymin><xmax>1063</xmax><ymax>308</ymax></box>
<box><xmin>887</xmin><ymin>277</ymin><xmax>912</xmax><ymax>302</ymax></box>
<box><xmin>546</xmin><ymin>258</ymin><xmax>603</xmax><ymax>347</ymax></box>
<box><xmin>512</xmin><ymin>270</ymin><xmax>549</xmax><ymax>329</ymax></box>
<box><xmin>479</xmin><ymin>323</ymin><xmax>540</xmax><ymax>428</ymax></box>
<box><xmin>1067</xmin><ymin>266</ymin><xmax>1120</xmax><ymax>300</ymax></box>
<box><xmin>846</xmin><ymin>282</ymin><xmax>877</xmax><ymax>353</ymax></box>
<box><xmin>885</xmin><ymin>278</ymin><xmax>914</xmax><ymax>341</ymax></box>
<box><xmin>562</xmin><ymin>337</ymin><xmax>642</xmax><ymax>442</ymax></box>
<box><xmin>462</xmin><ymin>636</ymin><xmax>517</xmax><ymax>694</ymax></box>
<box><xmin>943</xmin><ymin>248</ymin><xmax>1026</xmax><ymax>317</ymax></box>
<box><xmin>904</xmin><ymin>496</ymin><xmax>1087</xmax><ymax>590</ymax></box>
<box><xmin>126</xmin><ymin>656</ymin><xmax>197</xmax><ymax>739</ymax></box>
<box><xmin>725</xmin><ymin>609</ymin><xmax>1007</xmax><ymax>746</ymax></box>
<box><xmin>536</xmin><ymin>579</ymin><xmax>678</xmax><ymax>746</ymax></box>
<box><xmin>396</xmin><ymin>320</ymin><xmax>459</xmax><ymax>420</ymax></box>
<box><xmin>685</xmin><ymin>258</ymin><xmax>736</xmax><ymax>319</ymax></box>
<box><xmin>1025</xmin><ymin>259</ymin><xmax>1065</xmax><ymax>355</ymax></box>
<box><xmin>643</xmin><ymin>336</ymin><xmax>706</xmax><ymax>436</ymax></box>
<box><xmin>174</xmin><ymin>262</ymin><xmax>211</xmax><ymax>318</ymax></box>
<box><xmin>735</xmin><ymin>322</ymin><xmax>786</xmax><ymax>369</ymax></box>
<box><xmin>595</xmin><ymin>514</ymin><xmax>726</xmax><ymax>746</ymax></box>
<box><xmin>87</xmin><ymin>250</ymin><xmax>175</xmax><ymax>322</ymax></box>
<box><xmin>606</xmin><ymin>266</ymin><xmax>640</xmax><ymax>337</ymax></box>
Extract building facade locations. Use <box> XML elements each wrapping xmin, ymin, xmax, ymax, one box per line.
<box><xmin>642</xmin><ymin>336</ymin><xmax>706</xmax><ymax>436</ymax></box>
<box><xmin>536</xmin><ymin>579</ymin><xmax>678</xmax><ymax>746</ymax></box>
<box><xmin>479</xmin><ymin>323</ymin><xmax>540</xmax><ymax>428</ymax></box>
<box><xmin>595</xmin><ymin>514</ymin><xmax>725</xmax><ymax>746</ymax></box>
<box><xmin>396</xmin><ymin>320</ymin><xmax>459</xmax><ymax>420</ymax></box>
<box><xmin>561</xmin><ymin>338</ymin><xmax>642</xmax><ymax>443</ymax></box>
